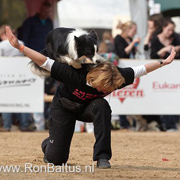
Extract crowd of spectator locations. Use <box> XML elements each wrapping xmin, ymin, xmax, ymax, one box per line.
<box><xmin>99</xmin><ymin>14</ymin><xmax>180</xmax><ymax>132</ymax></box>
<box><xmin>0</xmin><ymin>3</ymin><xmax>179</xmax><ymax>132</ymax></box>
<box><xmin>0</xmin><ymin>1</ymin><xmax>55</xmax><ymax>132</ymax></box>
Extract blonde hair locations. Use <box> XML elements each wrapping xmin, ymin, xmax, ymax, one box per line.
<box><xmin>117</xmin><ymin>21</ymin><xmax>136</xmax><ymax>36</ymax></box>
<box><xmin>86</xmin><ymin>61</ymin><xmax>125</xmax><ymax>93</ymax></box>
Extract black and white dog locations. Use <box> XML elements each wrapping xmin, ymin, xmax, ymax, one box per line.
<box><xmin>30</xmin><ymin>27</ymin><xmax>105</xmax><ymax>76</ymax></box>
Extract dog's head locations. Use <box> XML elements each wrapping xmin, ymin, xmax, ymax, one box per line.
<box><xmin>67</xmin><ymin>29</ymin><xmax>105</xmax><ymax>64</ymax></box>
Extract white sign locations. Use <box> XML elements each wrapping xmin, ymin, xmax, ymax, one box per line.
<box><xmin>105</xmin><ymin>60</ymin><xmax>180</xmax><ymax>115</ymax></box>
<box><xmin>0</xmin><ymin>57</ymin><xmax>44</xmax><ymax>112</ymax></box>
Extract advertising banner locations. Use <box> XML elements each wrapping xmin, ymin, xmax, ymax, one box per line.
<box><xmin>105</xmin><ymin>60</ymin><xmax>180</xmax><ymax>115</ymax></box>
<box><xmin>0</xmin><ymin>57</ymin><xmax>44</xmax><ymax>112</ymax></box>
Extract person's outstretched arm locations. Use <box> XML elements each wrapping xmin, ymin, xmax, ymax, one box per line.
<box><xmin>132</xmin><ymin>47</ymin><xmax>176</xmax><ymax>78</ymax></box>
<box><xmin>6</xmin><ymin>26</ymin><xmax>47</xmax><ymax>66</ymax></box>
<box><xmin>145</xmin><ymin>47</ymin><xmax>176</xmax><ymax>73</ymax></box>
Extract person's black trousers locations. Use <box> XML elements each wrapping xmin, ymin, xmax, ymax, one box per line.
<box><xmin>41</xmin><ymin>97</ymin><xmax>112</xmax><ymax>165</ymax></box>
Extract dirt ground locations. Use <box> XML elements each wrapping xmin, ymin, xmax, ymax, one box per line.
<box><xmin>0</xmin><ymin>131</ymin><xmax>180</xmax><ymax>180</ymax></box>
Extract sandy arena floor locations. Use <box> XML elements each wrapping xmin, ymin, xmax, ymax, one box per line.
<box><xmin>0</xmin><ymin>131</ymin><xmax>180</xmax><ymax>180</ymax></box>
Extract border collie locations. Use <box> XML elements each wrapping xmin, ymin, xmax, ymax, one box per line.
<box><xmin>30</xmin><ymin>27</ymin><xmax>105</xmax><ymax>77</ymax></box>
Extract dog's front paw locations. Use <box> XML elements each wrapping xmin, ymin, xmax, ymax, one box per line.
<box><xmin>71</xmin><ymin>62</ymin><xmax>82</xmax><ymax>69</ymax></box>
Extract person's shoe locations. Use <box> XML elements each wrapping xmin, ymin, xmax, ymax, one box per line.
<box><xmin>97</xmin><ymin>159</ymin><xmax>111</xmax><ymax>169</ymax></box>
<box><xmin>0</xmin><ymin>127</ymin><xmax>10</xmax><ymax>132</ymax></box>
<box><xmin>41</xmin><ymin>138</ymin><xmax>49</xmax><ymax>153</ymax></box>
<box><xmin>20</xmin><ymin>123</ymin><xmax>36</xmax><ymax>132</ymax></box>
<box><xmin>43</xmin><ymin>155</ymin><xmax>49</xmax><ymax>163</ymax></box>
<box><xmin>41</xmin><ymin>138</ymin><xmax>50</xmax><ymax>163</ymax></box>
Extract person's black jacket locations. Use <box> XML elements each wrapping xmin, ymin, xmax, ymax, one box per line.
<box><xmin>151</xmin><ymin>33</ymin><xmax>180</xmax><ymax>59</ymax></box>
<box><xmin>21</xmin><ymin>14</ymin><xmax>53</xmax><ymax>52</ymax></box>
<box><xmin>114</xmin><ymin>35</ymin><xmax>135</xmax><ymax>58</ymax></box>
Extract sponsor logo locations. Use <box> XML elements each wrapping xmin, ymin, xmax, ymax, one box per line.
<box><xmin>153</xmin><ymin>82</ymin><xmax>180</xmax><ymax>90</ymax></box>
<box><xmin>111</xmin><ymin>78</ymin><xmax>144</xmax><ymax>103</ymax></box>
<box><xmin>0</xmin><ymin>78</ymin><xmax>36</xmax><ymax>88</ymax></box>
<box><xmin>0</xmin><ymin>74</ymin><xmax>36</xmax><ymax>88</ymax></box>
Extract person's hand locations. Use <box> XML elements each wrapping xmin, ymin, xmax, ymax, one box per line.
<box><xmin>133</xmin><ymin>37</ymin><xmax>141</xmax><ymax>45</ymax></box>
<box><xmin>6</xmin><ymin>26</ymin><xmax>20</xmax><ymax>49</ymax></box>
<box><xmin>163</xmin><ymin>47</ymin><xmax>176</xmax><ymax>65</ymax></box>
<box><xmin>174</xmin><ymin>45</ymin><xmax>180</xmax><ymax>52</ymax></box>
<box><xmin>163</xmin><ymin>45</ymin><xmax>174</xmax><ymax>53</ymax></box>
<box><xmin>158</xmin><ymin>45</ymin><xmax>174</xmax><ymax>58</ymax></box>
<box><xmin>147</xmin><ymin>26</ymin><xmax>155</xmax><ymax>35</ymax></box>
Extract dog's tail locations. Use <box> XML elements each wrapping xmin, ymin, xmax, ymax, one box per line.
<box><xmin>29</xmin><ymin>61</ymin><xmax>50</xmax><ymax>77</ymax></box>
<box><xmin>28</xmin><ymin>48</ymin><xmax>50</xmax><ymax>77</ymax></box>
<box><xmin>40</xmin><ymin>48</ymin><xmax>49</xmax><ymax>57</ymax></box>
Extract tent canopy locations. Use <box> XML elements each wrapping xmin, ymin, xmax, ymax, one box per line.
<box><xmin>155</xmin><ymin>0</ymin><xmax>180</xmax><ymax>16</ymax></box>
